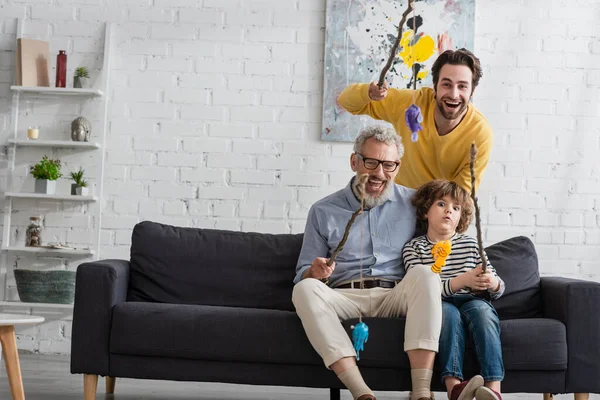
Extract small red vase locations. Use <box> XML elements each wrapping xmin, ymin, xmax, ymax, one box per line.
<box><xmin>55</xmin><ymin>50</ymin><xmax>67</xmax><ymax>88</ymax></box>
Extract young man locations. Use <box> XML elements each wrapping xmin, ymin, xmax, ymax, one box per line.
<box><xmin>293</xmin><ymin>126</ymin><xmax>442</xmax><ymax>400</ymax></box>
<box><xmin>337</xmin><ymin>49</ymin><xmax>493</xmax><ymax>192</ymax></box>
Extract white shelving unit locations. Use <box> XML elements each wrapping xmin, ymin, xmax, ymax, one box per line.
<box><xmin>4</xmin><ymin>192</ymin><xmax>98</xmax><ymax>201</ymax></box>
<box><xmin>2</xmin><ymin>246</ymin><xmax>95</xmax><ymax>256</ymax></box>
<box><xmin>8</xmin><ymin>139</ymin><xmax>100</xmax><ymax>149</ymax></box>
<box><xmin>10</xmin><ymin>86</ymin><xmax>104</xmax><ymax>97</ymax></box>
<box><xmin>0</xmin><ymin>18</ymin><xmax>113</xmax><ymax>308</ymax></box>
<box><xmin>0</xmin><ymin>301</ymin><xmax>73</xmax><ymax>310</ymax></box>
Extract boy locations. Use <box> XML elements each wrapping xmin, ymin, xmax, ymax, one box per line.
<box><xmin>402</xmin><ymin>180</ymin><xmax>505</xmax><ymax>400</ymax></box>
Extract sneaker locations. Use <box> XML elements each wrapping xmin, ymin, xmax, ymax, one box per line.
<box><xmin>475</xmin><ymin>386</ymin><xmax>502</xmax><ymax>400</ymax></box>
<box><xmin>450</xmin><ymin>375</ymin><xmax>485</xmax><ymax>400</ymax></box>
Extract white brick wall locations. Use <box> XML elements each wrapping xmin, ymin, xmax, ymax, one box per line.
<box><xmin>0</xmin><ymin>0</ymin><xmax>599</xmax><ymax>354</ymax></box>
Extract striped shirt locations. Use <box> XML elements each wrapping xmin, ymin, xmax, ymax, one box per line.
<box><xmin>402</xmin><ymin>233</ymin><xmax>505</xmax><ymax>299</ymax></box>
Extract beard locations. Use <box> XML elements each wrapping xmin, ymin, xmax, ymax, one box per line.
<box><xmin>435</xmin><ymin>96</ymin><xmax>469</xmax><ymax>120</ymax></box>
<box><xmin>351</xmin><ymin>174</ymin><xmax>395</xmax><ymax>209</ymax></box>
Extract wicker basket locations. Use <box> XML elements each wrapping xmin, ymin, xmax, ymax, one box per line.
<box><xmin>14</xmin><ymin>269</ymin><xmax>76</xmax><ymax>304</ymax></box>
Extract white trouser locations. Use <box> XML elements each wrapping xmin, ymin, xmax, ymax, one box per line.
<box><xmin>292</xmin><ymin>264</ymin><xmax>442</xmax><ymax>368</ymax></box>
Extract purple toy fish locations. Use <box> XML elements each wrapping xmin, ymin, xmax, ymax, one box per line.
<box><xmin>405</xmin><ymin>104</ymin><xmax>423</xmax><ymax>142</ymax></box>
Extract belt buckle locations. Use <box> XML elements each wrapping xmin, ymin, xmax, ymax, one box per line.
<box><xmin>355</xmin><ymin>279</ymin><xmax>376</xmax><ymax>289</ymax></box>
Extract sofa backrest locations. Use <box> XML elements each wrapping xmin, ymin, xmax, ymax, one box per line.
<box><xmin>485</xmin><ymin>235</ymin><xmax>543</xmax><ymax>319</ymax></box>
<box><xmin>129</xmin><ymin>221</ymin><xmax>542</xmax><ymax>318</ymax></box>
<box><xmin>128</xmin><ymin>221</ymin><xmax>302</xmax><ymax>311</ymax></box>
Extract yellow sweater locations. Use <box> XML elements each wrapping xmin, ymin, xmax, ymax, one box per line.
<box><xmin>337</xmin><ymin>83</ymin><xmax>493</xmax><ymax>191</ymax></box>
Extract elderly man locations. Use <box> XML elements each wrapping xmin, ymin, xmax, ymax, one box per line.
<box><xmin>292</xmin><ymin>126</ymin><xmax>442</xmax><ymax>400</ymax></box>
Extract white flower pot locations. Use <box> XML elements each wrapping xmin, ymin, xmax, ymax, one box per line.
<box><xmin>34</xmin><ymin>179</ymin><xmax>56</xmax><ymax>195</ymax></box>
<box><xmin>75</xmin><ymin>186</ymin><xmax>89</xmax><ymax>196</ymax></box>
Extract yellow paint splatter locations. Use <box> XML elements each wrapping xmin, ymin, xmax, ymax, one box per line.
<box><xmin>399</xmin><ymin>30</ymin><xmax>436</xmax><ymax>68</ymax></box>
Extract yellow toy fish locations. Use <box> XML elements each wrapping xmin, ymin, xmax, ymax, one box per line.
<box><xmin>431</xmin><ymin>241</ymin><xmax>452</xmax><ymax>274</ymax></box>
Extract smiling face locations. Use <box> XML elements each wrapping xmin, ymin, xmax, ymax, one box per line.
<box><xmin>350</xmin><ymin>137</ymin><xmax>400</xmax><ymax>207</ymax></box>
<box><xmin>425</xmin><ymin>195</ymin><xmax>462</xmax><ymax>239</ymax></box>
<box><xmin>434</xmin><ymin>64</ymin><xmax>473</xmax><ymax>121</ymax></box>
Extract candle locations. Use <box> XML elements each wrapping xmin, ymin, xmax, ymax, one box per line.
<box><xmin>27</xmin><ymin>127</ymin><xmax>39</xmax><ymax>140</ymax></box>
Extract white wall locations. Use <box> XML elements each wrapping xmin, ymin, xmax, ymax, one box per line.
<box><xmin>0</xmin><ymin>0</ymin><xmax>598</xmax><ymax>354</ymax></box>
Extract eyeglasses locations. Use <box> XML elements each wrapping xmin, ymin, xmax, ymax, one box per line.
<box><xmin>356</xmin><ymin>153</ymin><xmax>400</xmax><ymax>172</ymax></box>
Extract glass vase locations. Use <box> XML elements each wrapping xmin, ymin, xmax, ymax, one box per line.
<box><xmin>55</xmin><ymin>50</ymin><xmax>67</xmax><ymax>88</ymax></box>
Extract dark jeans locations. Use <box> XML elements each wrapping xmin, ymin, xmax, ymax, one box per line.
<box><xmin>439</xmin><ymin>295</ymin><xmax>504</xmax><ymax>383</ymax></box>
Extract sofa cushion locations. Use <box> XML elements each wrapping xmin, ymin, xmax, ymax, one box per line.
<box><xmin>128</xmin><ymin>221</ymin><xmax>302</xmax><ymax>311</ymax></box>
<box><xmin>110</xmin><ymin>302</ymin><xmax>322</xmax><ymax>365</ymax></box>
<box><xmin>110</xmin><ymin>302</ymin><xmax>566</xmax><ymax>371</ymax></box>
<box><xmin>485</xmin><ymin>236</ymin><xmax>543</xmax><ymax>319</ymax></box>
<box><xmin>342</xmin><ymin>317</ymin><xmax>566</xmax><ymax>371</ymax></box>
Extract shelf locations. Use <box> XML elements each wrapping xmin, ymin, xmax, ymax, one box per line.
<box><xmin>8</xmin><ymin>139</ymin><xmax>100</xmax><ymax>149</ymax></box>
<box><xmin>0</xmin><ymin>301</ymin><xmax>73</xmax><ymax>310</ymax></box>
<box><xmin>5</xmin><ymin>192</ymin><xmax>97</xmax><ymax>201</ymax></box>
<box><xmin>11</xmin><ymin>86</ymin><xmax>103</xmax><ymax>97</ymax></box>
<box><xmin>2</xmin><ymin>246</ymin><xmax>94</xmax><ymax>256</ymax></box>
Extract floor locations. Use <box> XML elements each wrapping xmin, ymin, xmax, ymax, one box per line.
<box><xmin>0</xmin><ymin>354</ymin><xmax>598</xmax><ymax>400</ymax></box>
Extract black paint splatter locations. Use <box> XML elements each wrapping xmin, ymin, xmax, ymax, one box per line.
<box><xmin>407</xmin><ymin>15</ymin><xmax>423</xmax><ymax>31</ymax></box>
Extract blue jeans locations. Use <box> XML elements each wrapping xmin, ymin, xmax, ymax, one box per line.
<box><xmin>439</xmin><ymin>295</ymin><xmax>504</xmax><ymax>382</ymax></box>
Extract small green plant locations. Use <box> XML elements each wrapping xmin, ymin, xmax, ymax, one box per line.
<box><xmin>74</xmin><ymin>66</ymin><xmax>89</xmax><ymax>78</ymax></box>
<box><xmin>70</xmin><ymin>168</ymin><xmax>88</xmax><ymax>188</ymax></box>
<box><xmin>30</xmin><ymin>156</ymin><xmax>62</xmax><ymax>181</ymax></box>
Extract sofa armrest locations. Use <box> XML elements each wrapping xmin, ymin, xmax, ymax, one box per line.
<box><xmin>70</xmin><ymin>259</ymin><xmax>130</xmax><ymax>376</ymax></box>
<box><xmin>541</xmin><ymin>276</ymin><xmax>600</xmax><ymax>393</ymax></box>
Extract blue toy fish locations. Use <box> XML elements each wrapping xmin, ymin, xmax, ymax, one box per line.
<box><xmin>405</xmin><ymin>104</ymin><xmax>423</xmax><ymax>142</ymax></box>
<box><xmin>352</xmin><ymin>321</ymin><xmax>369</xmax><ymax>361</ymax></box>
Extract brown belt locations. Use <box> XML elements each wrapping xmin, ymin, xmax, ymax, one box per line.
<box><xmin>335</xmin><ymin>279</ymin><xmax>398</xmax><ymax>289</ymax></box>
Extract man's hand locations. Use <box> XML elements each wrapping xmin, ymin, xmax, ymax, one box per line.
<box><xmin>437</xmin><ymin>32</ymin><xmax>453</xmax><ymax>54</ymax></box>
<box><xmin>368</xmin><ymin>81</ymin><xmax>388</xmax><ymax>101</ymax></box>
<box><xmin>305</xmin><ymin>257</ymin><xmax>335</xmax><ymax>280</ymax></box>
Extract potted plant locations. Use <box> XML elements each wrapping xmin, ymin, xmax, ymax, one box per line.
<box><xmin>73</xmin><ymin>66</ymin><xmax>90</xmax><ymax>88</ymax></box>
<box><xmin>70</xmin><ymin>168</ymin><xmax>89</xmax><ymax>196</ymax></box>
<box><xmin>30</xmin><ymin>156</ymin><xmax>62</xmax><ymax>195</ymax></box>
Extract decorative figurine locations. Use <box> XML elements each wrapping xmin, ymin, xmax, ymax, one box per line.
<box><xmin>71</xmin><ymin>116</ymin><xmax>92</xmax><ymax>142</ymax></box>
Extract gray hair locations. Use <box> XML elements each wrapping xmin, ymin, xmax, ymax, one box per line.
<box><xmin>353</xmin><ymin>125</ymin><xmax>404</xmax><ymax>160</ymax></box>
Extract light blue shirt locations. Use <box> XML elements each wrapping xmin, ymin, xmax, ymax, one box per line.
<box><xmin>294</xmin><ymin>178</ymin><xmax>417</xmax><ymax>287</ymax></box>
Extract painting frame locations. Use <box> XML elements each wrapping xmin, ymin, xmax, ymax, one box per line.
<box><xmin>321</xmin><ymin>0</ymin><xmax>475</xmax><ymax>142</ymax></box>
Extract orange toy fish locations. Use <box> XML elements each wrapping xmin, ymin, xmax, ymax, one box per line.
<box><xmin>431</xmin><ymin>241</ymin><xmax>452</xmax><ymax>274</ymax></box>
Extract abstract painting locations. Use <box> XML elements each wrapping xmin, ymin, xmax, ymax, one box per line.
<box><xmin>321</xmin><ymin>0</ymin><xmax>475</xmax><ymax>141</ymax></box>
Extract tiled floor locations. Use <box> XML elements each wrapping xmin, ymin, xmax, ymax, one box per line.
<box><xmin>0</xmin><ymin>353</ymin><xmax>598</xmax><ymax>400</ymax></box>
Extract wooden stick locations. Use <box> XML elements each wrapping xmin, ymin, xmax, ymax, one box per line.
<box><xmin>470</xmin><ymin>143</ymin><xmax>487</xmax><ymax>273</ymax></box>
<box><xmin>326</xmin><ymin>174</ymin><xmax>368</xmax><ymax>267</ymax></box>
<box><xmin>377</xmin><ymin>0</ymin><xmax>415</xmax><ymax>89</ymax></box>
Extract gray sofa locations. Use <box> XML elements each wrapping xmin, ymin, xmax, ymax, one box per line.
<box><xmin>70</xmin><ymin>221</ymin><xmax>600</xmax><ymax>399</ymax></box>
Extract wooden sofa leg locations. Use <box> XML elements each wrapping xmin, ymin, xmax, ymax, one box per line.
<box><xmin>330</xmin><ymin>388</ymin><xmax>340</xmax><ymax>400</ymax></box>
<box><xmin>84</xmin><ymin>374</ymin><xmax>98</xmax><ymax>400</ymax></box>
<box><xmin>574</xmin><ymin>394</ymin><xmax>589</xmax><ymax>400</ymax></box>
<box><xmin>543</xmin><ymin>394</ymin><xmax>553</xmax><ymax>400</ymax></box>
<box><xmin>106</xmin><ymin>376</ymin><xmax>116</xmax><ymax>394</ymax></box>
